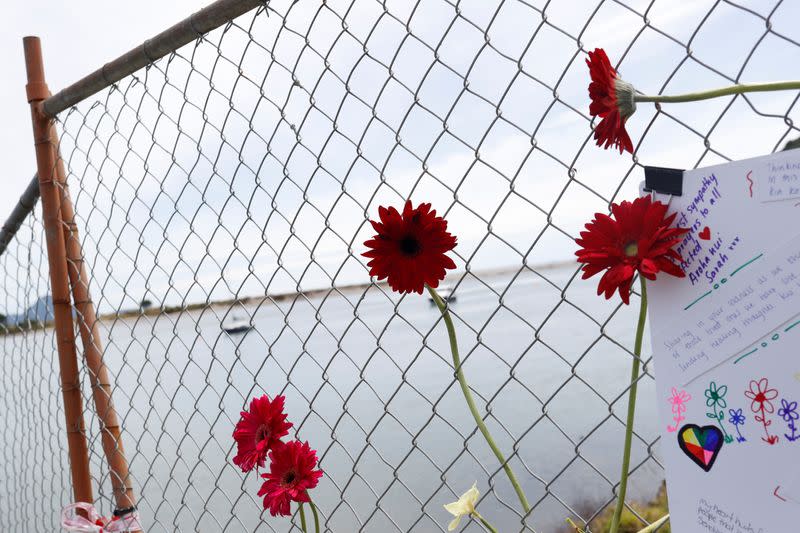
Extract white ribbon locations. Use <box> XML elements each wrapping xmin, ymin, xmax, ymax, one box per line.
<box><xmin>61</xmin><ymin>502</ymin><xmax>142</xmax><ymax>532</ymax></box>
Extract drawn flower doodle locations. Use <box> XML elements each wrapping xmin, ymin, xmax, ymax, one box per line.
<box><xmin>705</xmin><ymin>381</ymin><xmax>734</xmax><ymax>443</ymax></box>
<box><xmin>667</xmin><ymin>387</ymin><xmax>691</xmax><ymax>432</ymax></box>
<box><xmin>705</xmin><ymin>381</ymin><xmax>727</xmax><ymax>409</ymax></box>
<box><xmin>778</xmin><ymin>398</ymin><xmax>800</xmax><ymax>442</ymax></box>
<box><xmin>728</xmin><ymin>408</ymin><xmax>746</xmax><ymax>443</ymax></box>
<box><xmin>745</xmin><ymin>378</ymin><xmax>779</xmax><ymax>445</ymax></box>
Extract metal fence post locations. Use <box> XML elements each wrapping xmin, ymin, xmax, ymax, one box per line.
<box><xmin>51</xmin><ymin>124</ymin><xmax>142</xmax><ymax>527</ymax></box>
<box><xmin>22</xmin><ymin>35</ymin><xmax>94</xmax><ymax>506</ymax></box>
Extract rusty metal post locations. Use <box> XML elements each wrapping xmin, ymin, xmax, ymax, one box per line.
<box><xmin>23</xmin><ymin>35</ymin><xmax>94</xmax><ymax>505</ymax></box>
<box><xmin>51</xmin><ymin>127</ymin><xmax>141</xmax><ymax>526</ymax></box>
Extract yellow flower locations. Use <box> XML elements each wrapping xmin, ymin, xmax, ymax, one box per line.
<box><xmin>443</xmin><ymin>482</ymin><xmax>480</xmax><ymax>531</ymax></box>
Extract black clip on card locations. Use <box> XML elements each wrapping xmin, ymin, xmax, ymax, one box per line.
<box><xmin>643</xmin><ymin>166</ymin><xmax>684</xmax><ymax>197</ymax></box>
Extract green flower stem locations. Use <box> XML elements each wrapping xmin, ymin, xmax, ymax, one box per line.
<box><xmin>637</xmin><ymin>514</ymin><xmax>669</xmax><ymax>532</ymax></box>
<box><xmin>299</xmin><ymin>503</ymin><xmax>308</xmax><ymax>533</ymax></box>
<box><xmin>634</xmin><ymin>81</ymin><xmax>800</xmax><ymax>104</ymax></box>
<box><xmin>307</xmin><ymin>495</ymin><xmax>321</xmax><ymax>533</ymax></box>
<box><xmin>564</xmin><ymin>513</ymin><xmax>668</xmax><ymax>533</ymax></box>
<box><xmin>609</xmin><ymin>277</ymin><xmax>648</xmax><ymax>533</ymax></box>
<box><xmin>714</xmin><ymin>410</ymin><xmax>732</xmax><ymax>442</ymax></box>
<box><xmin>474</xmin><ymin>512</ymin><xmax>499</xmax><ymax>533</ymax></box>
<box><xmin>565</xmin><ymin>517</ymin><xmax>586</xmax><ymax>532</ymax></box>
<box><xmin>427</xmin><ymin>285</ymin><xmax>531</xmax><ymax>515</ymax></box>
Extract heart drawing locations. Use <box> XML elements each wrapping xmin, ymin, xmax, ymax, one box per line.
<box><xmin>678</xmin><ymin>424</ymin><xmax>723</xmax><ymax>472</ymax></box>
<box><xmin>699</xmin><ymin>227</ymin><xmax>711</xmax><ymax>240</ymax></box>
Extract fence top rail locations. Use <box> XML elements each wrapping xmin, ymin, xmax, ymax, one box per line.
<box><xmin>39</xmin><ymin>0</ymin><xmax>264</xmax><ymax>118</ymax></box>
<box><xmin>0</xmin><ymin>175</ymin><xmax>40</xmax><ymax>257</ymax></box>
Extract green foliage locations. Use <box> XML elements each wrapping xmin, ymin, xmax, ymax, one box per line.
<box><xmin>562</xmin><ymin>483</ymin><xmax>670</xmax><ymax>533</ymax></box>
<box><xmin>592</xmin><ymin>484</ymin><xmax>670</xmax><ymax>533</ymax></box>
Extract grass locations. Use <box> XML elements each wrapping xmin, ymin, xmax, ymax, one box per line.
<box><xmin>562</xmin><ymin>483</ymin><xmax>670</xmax><ymax>533</ymax></box>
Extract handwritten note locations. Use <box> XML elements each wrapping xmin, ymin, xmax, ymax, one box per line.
<box><xmin>647</xmin><ymin>151</ymin><xmax>800</xmax><ymax>533</ymax></box>
<box><xmin>755</xmin><ymin>151</ymin><xmax>800</xmax><ymax>203</ymax></box>
<box><xmin>697</xmin><ymin>499</ymin><xmax>766</xmax><ymax>533</ymax></box>
<box><xmin>656</xmin><ymin>231</ymin><xmax>800</xmax><ymax>383</ymax></box>
<box><xmin>675</xmin><ymin>174</ymin><xmax>743</xmax><ymax>286</ymax></box>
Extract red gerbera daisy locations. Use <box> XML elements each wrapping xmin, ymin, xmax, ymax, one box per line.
<box><xmin>232</xmin><ymin>395</ymin><xmax>293</xmax><ymax>472</ymax></box>
<box><xmin>576</xmin><ymin>196</ymin><xmax>689</xmax><ymax>304</ymax></box>
<box><xmin>362</xmin><ymin>200</ymin><xmax>457</xmax><ymax>294</ymax></box>
<box><xmin>258</xmin><ymin>440</ymin><xmax>324</xmax><ymax>516</ymax></box>
<box><xmin>586</xmin><ymin>48</ymin><xmax>637</xmax><ymax>154</ymax></box>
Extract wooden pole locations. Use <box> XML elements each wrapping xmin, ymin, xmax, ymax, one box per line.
<box><xmin>51</xmin><ymin>118</ymin><xmax>142</xmax><ymax>528</ymax></box>
<box><xmin>23</xmin><ymin>35</ymin><xmax>94</xmax><ymax>506</ymax></box>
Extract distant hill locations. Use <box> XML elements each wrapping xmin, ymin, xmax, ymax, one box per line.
<box><xmin>5</xmin><ymin>295</ymin><xmax>54</xmax><ymax>326</ymax></box>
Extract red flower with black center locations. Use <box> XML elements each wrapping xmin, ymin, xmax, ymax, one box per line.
<box><xmin>363</xmin><ymin>200</ymin><xmax>457</xmax><ymax>294</ymax></box>
<box><xmin>258</xmin><ymin>440</ymin><xmax>324</xmax><ymax>516</ymax></box>
<box><xmin>576</xmin><ymin>196</ymin><xmax>689</xmax><ymax>304</ymax></box>
<box><xmin>586</xmin><ymin>48</ymin><xmax>637</xmax><ymax>154</ymax></box>
<box><xmin>232</xmin><ymin>395</ymin><xmax>293</xmax><ymax>473</ymax></box>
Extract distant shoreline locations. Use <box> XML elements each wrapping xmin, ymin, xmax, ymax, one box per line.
<box><xmin>1</xmin><ymin>260</ymin><xmax>576</xmax><ymax>336</ymax></box>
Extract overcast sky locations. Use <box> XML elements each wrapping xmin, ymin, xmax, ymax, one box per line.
<box><xmin>0</xmin><ymin>0</ymin><xmax>203</xmax><ymax>211</ymax></box>
<box><xmin>2</xmin><ymin>0</ymin><xmax>800</xmax><ymax>313</ymax></box>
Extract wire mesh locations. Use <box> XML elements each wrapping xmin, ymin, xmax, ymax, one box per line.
<box><xmin>4</xmin><ymin>0</ymin><xmax>800</xmax><ymax>531</ymax></box>
<box><xmin>0</xmin><ymin>208</ymin><xmax>71</xmax><ymax>531</ymax></box>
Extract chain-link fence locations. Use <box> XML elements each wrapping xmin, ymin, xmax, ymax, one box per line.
<box><xmin>3</xmin><ymin>0</ymin><xmax>800</xmax><ymax>531</ymax></box>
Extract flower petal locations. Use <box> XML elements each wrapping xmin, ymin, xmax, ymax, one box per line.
<box><xmin>363</xmin><ymin>200</ymin><xmax>457</xmax><ymax>294</ymax></box>
<box><xmin>574</xmin><ymin>196</ymin><xmax>688</xmax><ymax>303</ymax></box>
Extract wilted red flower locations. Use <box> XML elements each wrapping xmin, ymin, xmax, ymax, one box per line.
<box><xmin>258</xmin><ymin>440</ymin><xmax>324</xmax><ymax>516</ymax></box>
<box><xmin>363</xmin><ymin>200</ymin><xmax>457</xmax><ymax>294</ymax></box>
<box><xmin>586</xmin><ymin>48</ymin><xmax>637</xmax><ymax>154</ymax></box>
<box><xmin>576</xmin><ymin>196</ymin><xmax>689</xmax><ymax>304</ymax></box>
<box><xmin>232</xmin><ymin>395</ymin><xmax>293</xmax><ymax>472</ymax></box>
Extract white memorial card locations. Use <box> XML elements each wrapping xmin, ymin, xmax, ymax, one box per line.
<box><xmin>647</xmin><ymin>150</ymin><xmax>800</xmax><ymax>533</ymax></box>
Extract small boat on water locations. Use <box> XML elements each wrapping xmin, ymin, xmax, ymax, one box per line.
<box><xmin>428</xmin><ymin>284</ymin><xmax>456</xmax><ymax>305</ymax></box>
<box><xmin>221</xmin><ymin>314</ymin><xmax>253</xmax><ymax>334</ymax></box>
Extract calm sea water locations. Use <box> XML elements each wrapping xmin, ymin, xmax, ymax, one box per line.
<box><xmin>4</xmin><ymin>267</ymin><xmax>665</xmax><ymax>532</ymax></box>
